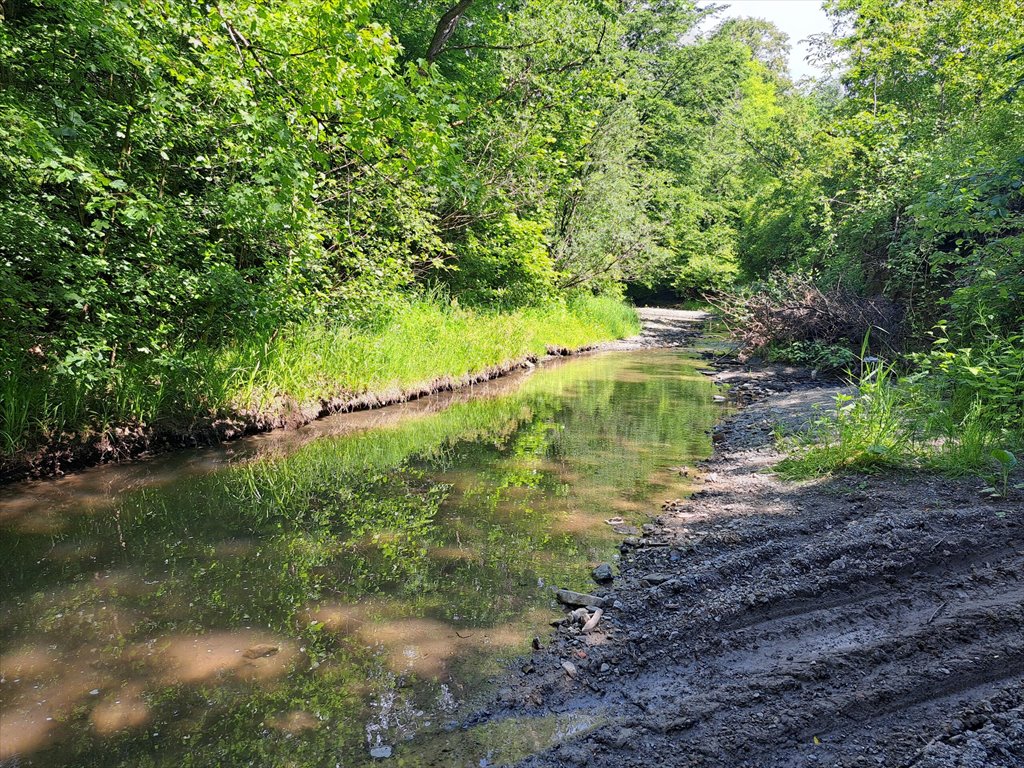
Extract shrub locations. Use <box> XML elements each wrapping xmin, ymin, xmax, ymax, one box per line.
<box><xmin>907</xmin><ymin>327</ymin><xmax>1024</xmax><ymax>433</ymax></box>
<box><xmin>766</xmin><ymin>340</ymin><xmax>858</xmax><ymax>371</ymax></box>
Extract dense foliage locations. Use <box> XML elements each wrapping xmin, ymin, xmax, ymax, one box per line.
<box><xmin>1</xmin><ymin>0</ymin><xmax>1021</xmax><ymax>468</ymax></box>
<box><xmin>734</xmin><ymin>0</ymin><xmax>1024</xmax><ymax>340</ymax></box>
<box><xmin>0</xmin><ymin>0</ymin><xmax>740</xmax><ymax>456</ymax></box>
<box><xmin>682</xmin><ymin>0</ymin><xmax>1024</xmax><ymax>476</ymax></box>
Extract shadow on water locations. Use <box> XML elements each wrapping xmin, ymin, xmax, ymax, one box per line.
<box><xmin>0</xmin><ymin>350</ymin><xmax>716</xmax><ymax>767</ymax></box>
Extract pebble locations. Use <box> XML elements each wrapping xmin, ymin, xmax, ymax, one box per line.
<box><xmin>641</xmin><ymin>572</ymin><xmax>673</xmax><ymax>585</ymax></box>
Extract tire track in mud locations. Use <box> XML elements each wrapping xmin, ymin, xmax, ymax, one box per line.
<box><xmin>472</xmin><ymin>363</ymin><xmax>1024</xmax><ymax>768</ymax></box>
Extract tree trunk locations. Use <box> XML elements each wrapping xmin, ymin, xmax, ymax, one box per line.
<box><xmin>426</xmin><ymin>0</ymin><xmax>475</xmax><ymax>63</ymax></box>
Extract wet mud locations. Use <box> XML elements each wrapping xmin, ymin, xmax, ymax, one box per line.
<box><xmin>470</xmin><ymin>353</ymin><xmax>1024</xmax><ymax>767</ymax></box>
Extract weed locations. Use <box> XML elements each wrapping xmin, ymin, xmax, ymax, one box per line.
<box><xmin>990</xmin><ymin>449</ymin><xmax>1019</xmax><ymax>497</ymax></box>
<box><xmin>776</xmin><ymin>330</ymin><xmax>1023</xmax><ymax>482</ymax></box>
<box><xmin>776</xmin><ymin>359</ymin><xmax>916</xmax><ymax>479</ymax></box>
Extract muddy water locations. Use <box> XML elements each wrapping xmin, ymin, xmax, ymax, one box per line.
<box><xmin>0</xmin><ymin>350</ymin><xmax>716</xmax><ymax>767</ymax></box>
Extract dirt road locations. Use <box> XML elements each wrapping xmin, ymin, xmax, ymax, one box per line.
<box><xmin>473</xmin><ymin>311</ymin><xmax>1024</xmax><ymax>768</ymax></box>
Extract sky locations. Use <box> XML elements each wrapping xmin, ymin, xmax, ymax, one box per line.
<box><xmin>700</xmin><ymin>1</ymin><xmax>833</xmax><ymax>81</ymax></box>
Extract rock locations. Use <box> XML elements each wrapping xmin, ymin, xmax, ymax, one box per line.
<box><xmin>826</xmin><ymin>556</ymin><xmax>849</xmax><ymax>573</ymax></box>
<box><xmin>561</xmin><ymin>660</ymin><xmax>578</xmax><ymax>678</ymax></box>
<box><xmin>613</xmin><ymin>727</ymin><xmax>635</xmax><ymax>747</ymax></box>
<box><xmin>242</xmin><ymin>644</ymin><xmax>279</xmax><ymax>659</ymax></box>
<box><xmin>570</xmin><ymin>607</ymin><xmax>590</xmax><ymax>624</ymax></box>
<box><xmin>556</xmin><ymin>588</ymin><xmax>609</xmax><ymax>609</ymax></box>
<box><xmin>713</xmin><ymin>395</ymin><xmax>727</xmax><ymax>402</ymax></box>
<box><xmin>612</xmin><ymin>524</ymin><xmax>641</xmax><ymax>535</ymax></box>
<box><xmin>641</xmin><ymin>572</ymin><xmax>673</xmax><ymax>586</ymax></box>
<box><xmin>592</xmin><ymin>563</ymin><xmax>614</xmax><ymax>583</ymax></box>
<box><xmin>532</xmin><ymin>636</ymin><xmax>542</xmax><ymax>650</ymax></box>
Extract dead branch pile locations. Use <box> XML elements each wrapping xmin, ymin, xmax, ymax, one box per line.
<box><xmin>708</xmin><ymin>273</ymin><xmax>905</xmax><ymax>357</ymax></box>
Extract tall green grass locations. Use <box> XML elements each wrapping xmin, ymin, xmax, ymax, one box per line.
<box><xmin>776</xmin><ymin>343</ymin><xmax>1023</xmax><ymax>486</ymax></box>
<box><xmin>0</xmin><ymin>296</ymin><xmax>640</xmax><ymax>458</ymax></box>
<box><xmin>775</xmin><ymin>360</ymin><xmax>917</xmax><ymax>478</ymax></box>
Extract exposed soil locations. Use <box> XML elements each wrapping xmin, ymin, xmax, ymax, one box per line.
<box><xmin>0</xmin><ymin>308</ymin><xmax>703</xmax><ymax>484</ymax></box>
<box><xmin>599</xmin><ymin>307</ymin><xmax>707</xmax><ymax>350</ymax></box>
<box><xmin>467</xmin><ymin>312</ymin><xmax>1024</xmax><ymax>768</ymax></box>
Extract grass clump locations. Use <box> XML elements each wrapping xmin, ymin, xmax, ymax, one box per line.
<box><xmin>775</xmin><ymin>329</ymin><xmax>1024</xmax><ymax>488</ymax></box>
<box><xmin>776</xmin><ymin>359</ymin><xmax>916</xmax><ymax>478</ymax></box>
<box><xmin>0</xmin><ymin>295</ymin><xmax>639</xmax><ymax>459</ymax></box>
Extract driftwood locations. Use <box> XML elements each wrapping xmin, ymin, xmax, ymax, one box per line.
<box><xmin>581</xmin><ymin>608</ymin><xmax>604</xmax><ymax>633</ymax></box>
<box><xmin>707</xmin><ymin>273</ymin><xmax>905</xmax><ymax>358</ymax></box>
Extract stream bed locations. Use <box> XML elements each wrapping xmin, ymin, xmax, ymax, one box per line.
<box><xmin>0</xmin><ymin>349</ymin><xmax>716</xmax><ymax>767</ymax></box>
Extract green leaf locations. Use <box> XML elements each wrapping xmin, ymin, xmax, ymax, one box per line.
<box><xmin>991</xmin><ymin>449</ymin><xmax>1019</xmax><ymax>469</ymax></box>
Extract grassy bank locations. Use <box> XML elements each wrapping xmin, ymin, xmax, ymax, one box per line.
<box><xmin>1</xmin><ymin>296</ymin><xmax>640</xmax><ymax>463</ymax></box>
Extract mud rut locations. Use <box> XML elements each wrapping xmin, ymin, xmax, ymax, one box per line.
<box><xmin>466</xmin><ymin>317</ymin><xmax>1024</xmax><ymax>768</ymax></box>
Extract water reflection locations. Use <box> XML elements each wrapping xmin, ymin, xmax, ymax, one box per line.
<box><xmin>0</xmin><ymin>350</ymin><xmax>715</xmax><ymax>766</ymax></box>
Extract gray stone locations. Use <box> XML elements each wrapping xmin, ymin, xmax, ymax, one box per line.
<box><xmin>642</xmin><ymin>572</ymin><xmax>673</xmax><ymax>585</ymax></box>
<box><xmin>556</xmin><ymin>588</ymin><xmax>609</xmax><ymax>609</ymax></box>
<box><xmin>592</xmin><ymin>563</ymin><xmax>614</xmax><ymax>583</ymax></box>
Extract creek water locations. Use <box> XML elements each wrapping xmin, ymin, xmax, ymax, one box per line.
<box><xmin>0</xmin><ymin>349</ymin><xmax>716</xmax><ymax>767</ymax></box>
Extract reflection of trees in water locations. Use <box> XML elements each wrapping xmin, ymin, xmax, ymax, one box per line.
<box><xmin>0</xmin><ymin>351</ymin><xmax>713</xmax><ymax>767</ymax></box>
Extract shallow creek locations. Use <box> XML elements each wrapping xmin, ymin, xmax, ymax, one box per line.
<box><xmin>0</xmin><ymin>349</ymin><xmax>716</xmax><ymax>767</ymax></box>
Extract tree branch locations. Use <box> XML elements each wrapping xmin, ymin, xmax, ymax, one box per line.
<box><xmin>446</xmin><ymin>39</ymin><xmax>544</xmax><ymax>53</ymax></box>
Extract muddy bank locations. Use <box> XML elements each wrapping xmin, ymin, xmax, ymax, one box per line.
<box><xmin>1</xmin><ymin>309</ymin><xmax>707</xmax><ymax>483</ymax></box>
<box><xmin>469</xmin><ymin>358</ymin><xmax>1024</xmax><ymax>767</ymax></box>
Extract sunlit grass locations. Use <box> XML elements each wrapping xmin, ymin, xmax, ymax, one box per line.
<box><xmin>0</xmin><ymin>296</ymin><xmax>640</xmax><ymax>458</ymax></box>
<box><xmin>776</xmin><ymin>361</ymin><xmax>1021</xmax><ymax>483</ymax></box>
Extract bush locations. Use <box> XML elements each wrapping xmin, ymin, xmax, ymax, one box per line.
<box><xmin>766</xmin><ymin>340</ymin><xmax>858</xmax><ymax>371</ymax></box>
<box><xmin>907</xmin><ymin>327</ymin><xmax>1024</xmax><ymax>434</ymax></box>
